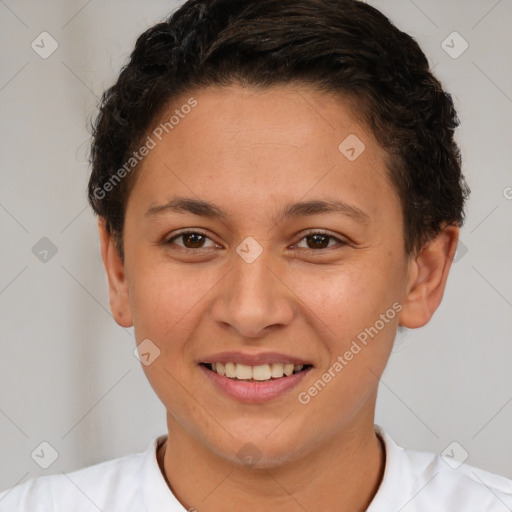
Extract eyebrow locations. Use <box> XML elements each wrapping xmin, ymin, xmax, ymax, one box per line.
<box><xmin>144</xmin><ymin>197</ymin><xmax>371</xmax><ymax>224</ymax></box>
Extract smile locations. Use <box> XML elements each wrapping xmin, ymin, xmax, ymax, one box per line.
<box><xmin>201</xmin><ymin>362</ymin><xmax>311</xmax><ymax>381</ymax></box>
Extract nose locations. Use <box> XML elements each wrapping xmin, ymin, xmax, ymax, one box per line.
<box><xmin>209</xmin><ymin>245</ymin><xmax>295</xmax><ymax>338</ymax></box>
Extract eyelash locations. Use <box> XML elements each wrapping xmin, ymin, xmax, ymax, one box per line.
<box><xmin>164</xmin><ymin>229</ymin><xmax>347</xmax><ymax>254</ymax></box>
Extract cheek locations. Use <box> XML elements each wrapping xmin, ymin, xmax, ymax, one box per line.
<box><xmin>128</xmin><ymin>261</ymin><xmax>208</xmax><ymax>410</ymax></box>
<box><xmin>128</xmin><ymin>260</ymin><xmax>205</xmax><ymax>344</ymax></box>
<box><xmin>290</xmin><ymin>257</ymin><xmax>402</xmax><ymax>386</ymax></box>
<box><xmin>293</xmin><ymin>260</ymin><xmax>395</xmax><ymax>332</ymax></box>
<box><xmin>290</xmin><ymin>264</ymin><xmax>398</xmax><ymax>424</ymax></box>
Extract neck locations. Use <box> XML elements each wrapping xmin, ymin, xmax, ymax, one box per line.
<box><xmin>157</xmin><ymin>417</ymin><xmax>386</xmax><ymax>512</ymax></box>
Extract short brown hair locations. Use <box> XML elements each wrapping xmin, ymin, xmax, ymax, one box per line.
<box><xmin>88</xmin><ymin>0</ymin><xmax>470</xmax><ymax>260</ymax></box>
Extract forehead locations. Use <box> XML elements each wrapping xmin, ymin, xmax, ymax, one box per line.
<box><xmin>128</xmin><ymin>84</ymin><xmax>399</xmax><ymax>223</ymax></box>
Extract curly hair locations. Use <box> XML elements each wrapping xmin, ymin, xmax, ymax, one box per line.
<box><xmin>88</xmin><ymin>0</ymin><xmax>470</xmax><ymax>260</ymax></box>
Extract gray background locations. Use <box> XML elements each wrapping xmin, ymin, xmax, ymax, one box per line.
<box><xmin>1</xmin><ymin>0</ymin><xmax>511</xmax><ymax>491</ymax></box>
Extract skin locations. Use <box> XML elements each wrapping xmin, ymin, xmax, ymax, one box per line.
<box><xmin>98</xmin><ymin>84</ymin><xmax>459</xmax><ymax>512</ymax></box>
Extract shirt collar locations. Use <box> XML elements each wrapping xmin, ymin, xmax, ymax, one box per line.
<box><xmin>141</xmin><ymin>426</ymin><xmax>406</xmax><ymax>511</ymax></box>
<box><xmin>140</xmin><ymin>434</ymin><xmax>187</xmax><ymax>511</ymax></box>
<box><xmin>367</xmin><ymin>424</ymin><xmax>410</xmax><ymax>511</ymax></box>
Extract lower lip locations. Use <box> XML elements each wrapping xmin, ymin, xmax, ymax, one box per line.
<box><xmin>199</xmin><ymin>364</ymin><xmax>313</xmax><ymax>404</ymax></box>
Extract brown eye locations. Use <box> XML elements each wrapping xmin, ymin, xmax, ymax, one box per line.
<box><xmin>295</xmin><ymin>231</ymin><xmax>346</xmax><ymax>250</ymax></box>
<box><xmin>166</xmin><ymin>231</ymin><xmax>217</xmax><ymax>251</ymax></box>
<box><xmin>305</xmin><ymin>234</ymin><xmax>330</xmax><ymax>249</ymax></box>
<box><xmin>180</xmin><ymin>232</ymin><xmax>207</xmax><ymax>249</ymax></box>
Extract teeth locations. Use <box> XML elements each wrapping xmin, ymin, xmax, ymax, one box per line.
<box><xmin>224</xmin><ymin>362</ymin><xmax>236</xmax><ymax>378</ymax></box>
<box><xmin>283</xmin><ymin>363</ymin><xmax>294</xmax><ymax>376</ymax></box>
<box><xmin>208</xmin><ymin>362</ymin><xmax>305</xmax><ymax>380</ymax></box>
<box><xmin>270</xmin><ymin>363</ymin><xmax>284</xmax><ymax>378</ymax></box>
<box><xmin>235</xmin><ymin>363</ymin><xmax>253</xmax><ymax>380</ymax></box>
<box><xmin>253</xmin><ymin>364</ymin><xmax>271</xmax><ymax>381</ymax></box>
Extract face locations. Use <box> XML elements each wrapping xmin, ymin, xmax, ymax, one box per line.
<box><xmin>100</xmin><ymin>83</ymin><xmax>457</xmax><ymax>467</ymax></box>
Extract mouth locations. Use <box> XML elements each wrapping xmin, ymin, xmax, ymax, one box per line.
<box><xmin>200</xmin><ymin>362</ymin><xmax>313</xmax><ymax>382</ymax></box>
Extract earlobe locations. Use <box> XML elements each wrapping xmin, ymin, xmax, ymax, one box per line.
<box><xmin>97</xmin><ymin>218</ymin><xmax>133</xmax><ymax>328</ymax></box>
<box><xmin>398</xmin><ymin>224</ymin><xmax>459</xmax><ymax>329</ymax></box>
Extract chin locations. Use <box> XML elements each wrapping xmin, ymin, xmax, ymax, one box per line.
<box><xmin>208</xmin><ymin>427</ymin><xmax>308</xmax><ymax>469</ymax></box>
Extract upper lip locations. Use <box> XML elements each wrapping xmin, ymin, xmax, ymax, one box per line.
<box><xmin>199</xmin><ymin>351</ymin><xmax>313</xmax><ymax>367</ymax></box>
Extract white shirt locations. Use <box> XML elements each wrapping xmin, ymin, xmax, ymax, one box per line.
<box><xmin>1</xmin><ymin>425</ymin><xmax>511</xmax><ymax>511</ymax></box>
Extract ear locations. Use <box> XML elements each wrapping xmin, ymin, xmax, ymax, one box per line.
<box><xmin>399</xmin><ymin>223</ymin><xmax>459</xmax><ymax>329</ymax></box>
<box><xmin>97</xmin><ymin>218</ymin><xmax>133</xmax><ymax>328</ymax></box>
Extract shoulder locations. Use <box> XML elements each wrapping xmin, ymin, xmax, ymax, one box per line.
<box><xmin>406</xmin><ymin>447</ymin><xmax>512</xmax><ymax>510</ymax></box>
<box><xmin>0</xmin><ymin>440</ymin><xmax>155</xmax><ymax>512</ymax></box>
<box><xmin>371</xmin><ymin>426</ymin><xmax>512</xmax><ymax>512</ymax></box>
